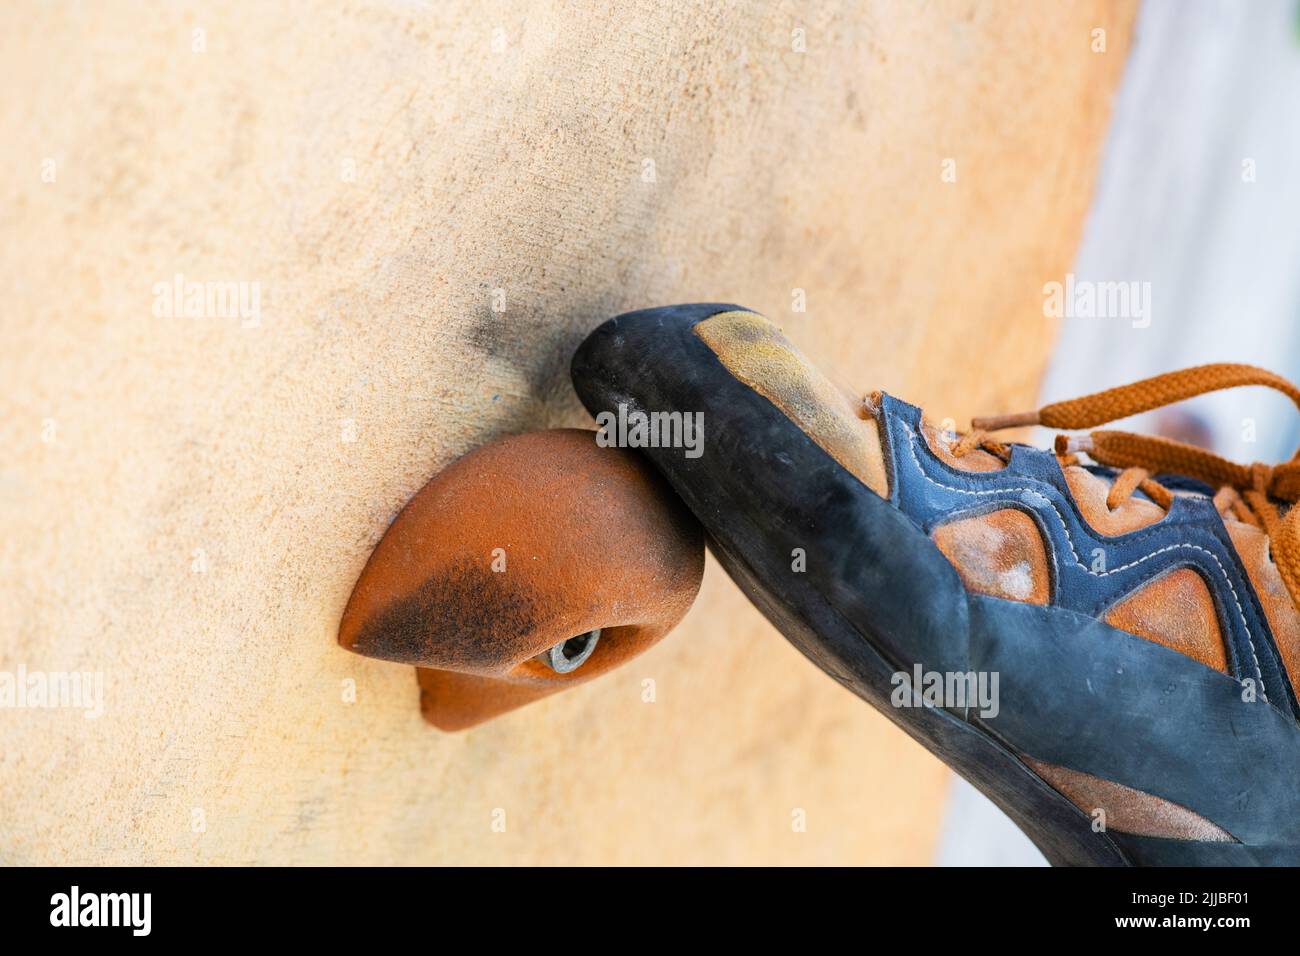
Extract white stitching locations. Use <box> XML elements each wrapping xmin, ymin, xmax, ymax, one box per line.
<box><xmin>903</xmin><ymin>426</ymin><xmax>1268</xmax><ymax>696</ymax></box>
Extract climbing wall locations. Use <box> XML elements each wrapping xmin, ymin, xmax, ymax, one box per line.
<box><xmin>0</xmin><ymin>0</ymin><xmax>1135</xmax><ymax>863</ymax></box>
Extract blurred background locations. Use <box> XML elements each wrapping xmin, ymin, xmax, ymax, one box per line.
<box><xmin>939</xmin><ymin>0</ymin><xmax>1300</xmax><ymax>865</ymax></box>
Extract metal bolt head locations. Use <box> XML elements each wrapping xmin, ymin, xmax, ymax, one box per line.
<box><xmin>538</xmin><ymin>628</ymin><xmax>601</xmax><ymax>673</ymax></box>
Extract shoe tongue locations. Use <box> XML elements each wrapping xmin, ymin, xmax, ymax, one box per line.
<box><xmin>919</xmin><ymin>418</ymin><xmax>1005</xmax><ymax>473</ymax></box>
<box><xmin>1059</xmin><ymin>465</ymin><xmax>1164</xmax><ymax>535</ymax></box>
<box><xmin>1150</xmin><ymin>472</ymin><xmax>1217</xmax><ymax>497</ymax></box>
<box><xmin>1082</xmin><ymin>464</ymin><xmax>1220</xmax><ymax>503</ymax></box>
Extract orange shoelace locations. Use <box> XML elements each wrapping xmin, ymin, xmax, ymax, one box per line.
<box><xmin>953</xmin><ymin>364</ymin><xmax>1300</xmax><ymax>609</ymax></box>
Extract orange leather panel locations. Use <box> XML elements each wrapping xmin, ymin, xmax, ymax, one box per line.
<box><xmin>1104</xmin><ymin>568</ymin><xmax>1228</xmax><ymax>674</ymax></box>
<box><xmin>1028</xmin><ymin>758</ymin><xmax>1234</xmax><ymax>843</ymax></box>
<box><xmin>1226</xmin><ymin>520</ymin><xmax>1300</xmax><ymax>690</ymax></box>
<box><xmin>931</xmin><ymin>508</ymin><xmax>1050</xmax><ymax>605</ymax></box>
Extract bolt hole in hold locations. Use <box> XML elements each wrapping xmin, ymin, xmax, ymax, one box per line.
<box><xmin>539</xmin><ymin>629</ymin><xmax>601</xmax><ymax>673</ymax></box>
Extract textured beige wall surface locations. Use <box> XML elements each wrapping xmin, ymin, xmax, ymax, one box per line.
<box><xmin>0</xmin><ymin>1</ymin><xmax>1134</xmax><ymax>864</ymax></box>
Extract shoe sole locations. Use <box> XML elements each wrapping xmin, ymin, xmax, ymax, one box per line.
<box><xmin>571</xmin><ymin>303</ymin><xmax>1300</xmax><ymax>867</ymax></box>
